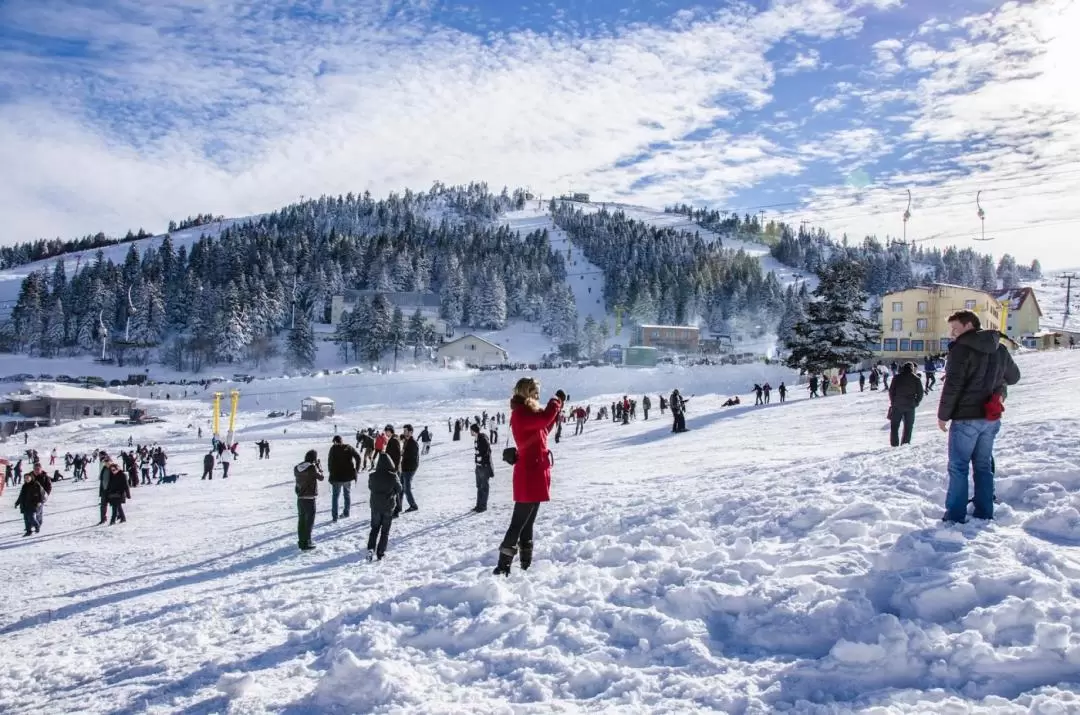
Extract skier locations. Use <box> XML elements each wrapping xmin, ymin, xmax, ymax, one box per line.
<box><xmin>471</xmin><ymin>423</ymin><xmax>492</xmax><ymax>512</ymax></box>
<box><xmin>366</xmin><ymin>438</ymin><xmax>401</xmax><ymax>561</ymax></box>
<box><xmin>492</xmin><ymin>378</ymin><xmax>564</xmax><ymax>576</ymax></box>
<box><xmin>888</xmin><ymin>362</ymin><xmax>924</xmax><ymax>447</ymax></box>
<box><xmin>327</xmin><ymin>435</ymin><xmax>360</xmax><ymax>521</ymax></box>
<box><xmin>294</xmin><ymin>449</ymin><xmax>324</xmax><ymax>551</ymax></box>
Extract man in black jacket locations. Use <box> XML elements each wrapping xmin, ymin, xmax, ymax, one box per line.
<box><xmin>471</xmin><ymin>423</ymin><xmax>493</xmax><ymax>512</ymax></box>
<box><xmin>937</xmin><ymin>310</ymin><xmax>1021</xmax><ymax>523</ymax></box>
<box><xmin>294</xmin><ymin>449</ymin><xmax>324</xmax><ymax>550</ymax></box>
<box><xmin>888</xmin><ymin>362</ymin><xmax>924</xmax><ymax>447</ymax></box>
<box><xmin>367</xmin><ymin>441</ymin><xmax>401</xmax><ymax>561</ymax></box>
<box><xmin>327</xmin><ymin>435</ymin><xmax>361</xmax><ymax>521</ymax></box>
<box><xmin>397</xmin><ymin>424</ymin><xmax>420</xmax><ymax>515</ymax></box>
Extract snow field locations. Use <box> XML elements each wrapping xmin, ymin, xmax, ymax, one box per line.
<box><xmin>0</xmin><ymin>351</ymin><xmax>1078</xmax><ymax>712</ymax></box>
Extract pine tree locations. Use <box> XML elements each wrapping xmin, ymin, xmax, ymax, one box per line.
<box><xmin>784</xmin><ymin>259</ymin><xmax>880</xmax><ymax>374</ymax></box>
<box><xmin>440</xmin><ymin>257</ymin><xmax>465</xmax><ymax>327</ymax></box>
<box><xmin>363</xmin><ymin>294</ymin><xmax>393</xmax><ymax>361</ymax></box>
<box><xmin>42</xmin><ymin>298</ymin><xmax>65</xmax><ymax>357</ymax></box>
<box><xmin>287</xmin><ymin>311</ymin><xmax>316</xmax><ymax>369</ymax></box>
<box><xmin>407</xmin><ymin>308</ymin><xmax>426</xmax><ymax>357</ymax></box>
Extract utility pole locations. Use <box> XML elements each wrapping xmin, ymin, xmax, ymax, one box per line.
<box><xmin>291</xmin><ymin>273</ymin><xmax>297</xmax><ymax>330</ymax></box>
<box><xmin>1063</xmin><ymin>272</ymin><xmax>1077</xmax><ymax>329</ymax></box>
<box><xmin>757</xmin><ymin>210</ymin><xmax>766</xmax><ymax>231</ymax></box>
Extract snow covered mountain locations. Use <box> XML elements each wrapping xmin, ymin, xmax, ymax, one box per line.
<box><xmin>1</xmin><ymin>349</ymin><xmax>1077</xmax><ymax>713</ymax></box>
<box><xmin>1027</xmin><ymin>270</ymin><xmax>1080</xmax><ymax>333</ymax></box>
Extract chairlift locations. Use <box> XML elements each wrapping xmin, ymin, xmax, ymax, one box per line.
<box><xmin>973</xmin><ymin>191</ymin><xmax>995</xmax><ymax>241</ymax></box>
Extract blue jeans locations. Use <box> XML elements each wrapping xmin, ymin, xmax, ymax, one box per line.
<box><xmin>331</xmin><ymin>483</ymin><xmax>351</xmax><ymax>519</ymax></box>
<box><xmin>23</xmin><ymin>511</ymin><xmax>40</xmax><ymax>534</ymax></box>
<box><xmin>945</xmin><ymin>419</ymin><xmax>1001</xmax><ymax>522</ymax></box>
<box><xmin>400</xmin><ymin>471</ymin><xmax>417</xmax><ymax>510</ymax></box>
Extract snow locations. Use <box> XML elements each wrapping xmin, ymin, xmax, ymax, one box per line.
<box><xmin>5</xmin><ymin>382</ymin><xmax>136</xmax><ymax>402</ymax></box>
<box><xmin>1025</xmin><ymin>270</ymin><xmax>1080</xmax><ymax>333</ymax></box>
<box><xmin>2</xmin><ymin>350</ymin><xmax>1079</xmax><ymax>713</ymax></box>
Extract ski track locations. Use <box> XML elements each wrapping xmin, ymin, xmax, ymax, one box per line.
<box><xmin>0</xmin><ymin>352</ymin><xmax>1079</xmax><ymax>713</ymax></box>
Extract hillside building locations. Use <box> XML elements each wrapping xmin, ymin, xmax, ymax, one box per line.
<box><xmin>0</xmin><ymin>383</ymin><xmax>137</xmax><ymax>436</ymax></box>
<box><xmin>300</xmin><ymin>396</ymin><xmax>335</xmax><ymax>421</ymax></box>
<box><xmin>631</xmin><ymin>325</ymin><xmax>700</xmax><ymax>353</ymax></box>
<box><xmin>992</xmin><ymin>287</ymin><xmax>1042</xmax><ymax>341</ymax></box>
<box><xmin>876</xmin><ymin>284</ymin><xmax>1005</xmax><ymax>360</ymax></box>
<box><xmin>437</xmin><ymin>334</ymin><xmax>509</xmax><ymax>366</ymax></box>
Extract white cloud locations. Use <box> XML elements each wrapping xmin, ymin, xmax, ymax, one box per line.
<box><xmin>813</xmin><ymin>96</ymin><xmax>845</xmax><ymax>112</ymax></box>
<box><xmin>780</xmin><ymin>49</ymin><xmax>822</xmax><ymax>75</ymax></box>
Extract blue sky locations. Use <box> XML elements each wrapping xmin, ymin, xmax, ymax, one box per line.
<box><xmin>1</xmin><ymin>0</ymin><xmax>1079</xmax><ymax>267</ymax></box>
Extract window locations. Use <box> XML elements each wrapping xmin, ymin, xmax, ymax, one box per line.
<box><xmin>93</xmin><ymin>406</ymin><xmax>103</xmax><ymax>417</ymax></box>
<box><xmin>964</xmin><ymin>300</ymin><xmax>977</xmax><ymax>309</ymax></box>
<box><xmin>917</xmin><ymin>301</ymin><xmax>928</xmax><ymax>314</ymax></box>
<box><xmin>916</xmin><ymin>318</ymin><xmax>928</xmax><ymax>331</ymax></box>
<box><xmin>891</xmin><ymin>319</ymin><xmax>903</xmax><ymax>331</ymax></box>
<box><xmin>892</xmin><ymin>301</ymin><xmax>903</xmax><ymax>312</ymax></box>
<box><xmin>469</xmin><ymin>343</ymin><xmax>476</xmax><ymax>351</ymax></box>
<box><xmin>900</xmin><ymin>339</ymin><xmax>911</xmax><ymax>352</ymax></box>
<box><xmin>911</xmin><ymin>340</ymin><xmax>925</xmax><ymax>352</ymax></box>
<box><xmin>926</xmin><ymin>339</ymin><xmax>938</xmax><ymax>352</ymax></box>
<box><xmin>83</xmin><ymin>406</ymin><xmax>90</xmax><ymax>417</ymax></box>
<box><xmin>883</xmin><ymin>339</ymin><xmax>898</xmax><ymax>351</ymax></box>
<box><xmin>939</xmin><ymin>338</ymin><xmax>951</xmax><ymax>351</ymax></box>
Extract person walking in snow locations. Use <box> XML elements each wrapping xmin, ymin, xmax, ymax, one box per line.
<box><xmin>366</xmin><ymin>437</ymin><xmax>401</xmax><ymax>561</ymax></box>
<box><xmin>807</xmin><ymin>375</ymin><xmax>819</xmax><ymax>398</ymax></box>
<box><xmin>397</xmin><ymin>425</ymin><xmax>420</xmax><ymax>514</ymax></box>
<box><xmin>220</xmin><ymin>446</ymin><xmax>233</xmax><ymax>479</ymax></box>
<box><xmin>778</xmin><ymin>382</ymin><xmax>787</xmax><ymax>404</ymax></box>
<box><xmin>104</xmin><ymin>461</ymin><xmax>131</xmax><ymax>525</ymax></box>
<box><xmin>859</xmin><ymin>371</ymin><xmax>866</xmax><ymax>392</ymax></box>
<box><xmin>839</xmin><ymin>372</ymin><xmax>848</xmax><ymax>395</ymax></box>
<box><xmin>642</xmin><ymin>395</ymin><xmax>651</xmax><ymax>420</ymax></box>
<box><xmin>659</xmin><ymin>394</ymin><xmax>667</xmax><ymax>415</ymax></box>
<box><xmin>492</xmin><ymin>378</ymin><xmax>564</xmax><ymax>576</ymax></box>
<box><xmin>888</xmin><ymin>363</ymin><xmax>924</xmax><ymax>447</ymax></box>
<box><xmin>753</xmin><ymin>384</ymin><xmax>763</xmax><ymax>405</ymax></box>
<box><xmin>821</xmin><ymin>376</ymin><xmax>830</xmax><ymax>397</ymax></box>
<box><xmin>327</xmin><ymin>435</ymin><xmax>360</xmax><ymax>521</ymax></box>
<box><xmin>29</xmin><ymin>462</ymin><xmax>51</xmax><ymax>529</ymax></box>
<box><xmin>937</xmin><ymin>310</ymin><xmax>1020</xmax><ymax>524</ymax></box>
<box><xmin>763</xmin><ymin>383</ymin><xmax>772</xmax><ymax>404</ymax></box>
<box><xmin>14</xmin><ymin>471</ymin><xmax>47</xmax><ymax>537</ymax></box>
<box><xmin>201</xmin><ymin>451</ymin><xmax>215</xmax><ymax>480</ymax></box>
<box><xmin>419</xmin><ymin>426</ymin><xmax>432</xmax><ymax>455</ymax></box>
<box><xmin>923</xmin><ymin>355</ymin><xmax>937</xmax><ymax>391</ymax></box>
<box><xmin>294</xmin><ymin>449</ymin><xmax>324</xmax><ymax>551</ymax></box>
<box><xmin>471</xmin><ymin>423</ymin><xmax>493</xmax><ymax>513</ymax></box>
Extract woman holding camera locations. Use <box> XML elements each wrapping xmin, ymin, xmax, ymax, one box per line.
<box><xmin>493</xmin><ymin>377</ymin><xmax>564</xmax><ymax>576</ymax></box>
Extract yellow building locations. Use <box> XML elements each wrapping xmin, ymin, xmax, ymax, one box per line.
<box><xmin>993</xmin><ymin>287</ymin><xmax>1042</xmax><ymax>341</ymax></box>
<box><xmin>877</xmin><ymin>283</ymin><xmax>1004</xmax><ymax>360</ymax></box>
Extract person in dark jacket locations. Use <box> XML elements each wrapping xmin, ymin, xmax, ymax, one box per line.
<box><xmin>669</xmin><ymin>389</ymin><xmax>688</xmax><ymax>433</ymax></box>
<box><xmin>294</xmin><ymin>450</ymin><xmax>324</xmax><ymax>550</ymax></box>
<box><xmin>28</xmin><ymin>462</ymin><xmax>51</xmax><ymax>528</ymax></box>
<box><xmin>383</xmin><ymin>425</ymin><xmax>401</xmax><ymax>473</ymax></box>
<box><xmin>397</xmin><ymin>424</ymin><xmax>420</xmax><ymax>514</ymax></box>
<box><xmin>493</xmin><ymin>377</ymin><xmax>563</xmax><ymax>576</ymax></box>
<box><xmin>15</xmin><ymin>472</ymin><xmax>48</xmax><ymax>536</ymax></box>
<box><xmin>202</xmin><ymin>452</ymin><xmax>215</xmax><ymax>480</ymax></box>
<box><xmin>888</xmin><ymin>362</ymin><xmax>924</xmax><ymax>447</ymax></box>
<box><xmin>97</xmin><ymin>454</ymin><xmax>113</xmax><ymax>525</ymax></box>
<box><xmin>924</xmin><ymin>355</ymin><xmax>937</xmax><ymax>391</ymax></box>
<box><xmin>471</xmin><ymin>422</ymin><xmax>493</xmax><ymax>512</ymax></box>
<box><xmin>367</xmin><ymin>441</ymin><xmax>402</xmax><ymax>561</ymax></box>
<box><xmin>327</xmin><ymin>435</ymin><xmax>361</xmax><ymax>521</ymax></box>
<box><xmin>937</xmin><ymin>310</ymin><xmax>1021</xmax><ymax>523</ymax></box>
<box><xmin>104</xmin><ymin>462</ymin><xmax>131</xmax><ymax>524</ymax></box>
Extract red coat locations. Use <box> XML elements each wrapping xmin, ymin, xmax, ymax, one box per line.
<box><xmin>510</xmin><ymin>396</ymin><xmax>562</xmax><ymax>503</ymax></box>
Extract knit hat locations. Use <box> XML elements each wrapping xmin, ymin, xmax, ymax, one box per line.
<box><xmin>304</xmin><ymin>449</ymin><xmax>318</xmax><ymax>463</ymax></box>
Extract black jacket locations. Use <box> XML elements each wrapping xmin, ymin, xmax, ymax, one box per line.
<box><xmin>368</xmin><ymin>453</ymin><xmax>402</xmax><ymax>513</ymax></box>
<box><xmin>385</xmin><ymin>437</ymin><xmax>402</xmax><ymax>471</ymax></box>
<box><xmin>474</xmin><ymin>432</ymin><xmax>492</xmax><ymax>469</ymax></box>
<box><xmin>889</xmin><ymin>371</ymin><xmax>924</xmax><ymax>411</ymax></box>
<box><xmin>327</xmin><ymin>443</ymin><xmax>361</xmax><ymax>483</ymax></box>
<box><xmin>105</xmin><ymin>471</ymin><xmax>132</xmax><ymax>502</ymax></box>
<box><xmin>938</xmin><ymin>330</ymin><xmax>1021</xmax><ymax>421</ymax></box>
<box><xmin>294</xmin><ymin>461</ymin><xmax>324</xmax><ymax>499</ymax></box>
<box><xmin>15</xmin><ymin>480</ymin><xmax>47</xmax><ymax>514</ymax></box>
<box><xmin>31</xmin><ymin>470</ymin><xmax>52</xmax><ymax>496</ymax></box>
<box><xmin>400</xmin><ymin>437</ymin><xmax>420</xmax><ymax>473</ymax></box>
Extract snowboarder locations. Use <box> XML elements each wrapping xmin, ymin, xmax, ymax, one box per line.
<box><xmin>493</xmin><ymin>378</ymin><xmax>564</xmax><ymax>576</ymax></box>
<box><xmin>888</xmin><ymin>362</ymin><xmax>924</xmax><ymax>447</ymax></box>
<box><xmin>294</xmin><ymin>449</ymin><xmax>324</xmax><ymax>551</ymax></box>
<box><xmin>471</xmin><ymin>423</ymin><xmax>492</xmax><ymax>512</ymax></box>
<box><xmin>327</xmin><ymin>435</ymin><xmax>360</xmax><ymax>521</ymax></box>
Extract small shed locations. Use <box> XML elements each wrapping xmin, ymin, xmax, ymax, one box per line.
<box><xmin>301</xmin><ymin>396</ymin><xmax>335</xmax><ymax>421</ymax></box>
<box><xmin>623</xmin><ymin>346</ymin><xmax>659</xmax><ymax>367</ymax></box>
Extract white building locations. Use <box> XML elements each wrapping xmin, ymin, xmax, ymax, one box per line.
<box><xmin>436</xmin><ymin>334</ymin><xmax>509</xmax><ymax>366</ymax></box>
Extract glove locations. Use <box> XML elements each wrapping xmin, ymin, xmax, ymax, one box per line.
<box><xmin>555</xmin><ymin>390</ymin><xmax>567</xmax><ymax>403</ymax></box>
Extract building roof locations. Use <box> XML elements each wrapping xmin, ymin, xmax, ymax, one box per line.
<box><xmin>884</xmin><ymin>283</ymin><xmax>1002</xmax><ymax>300</ymax></box>
<box><xmin>992</xmin><ymin>287</ymin><xmax>1042</xmax><ymax>317</ymax></box>
<box><xmin>302</xmin><ymin>396</ymin><xmax>335</xmax><ymax>404</ymax></box>
<box><xmin>636</xmin><ymin>324</ymin><xmax>700</xmax><ymax>331</ymax></box>
<box><xmin>438</xmin><ymin>333</ymin><xmax>508</xmax><ymax>353</ymax></box>
<box><xmin>4</xmin><ymin>382</ymin><xmax>136</xmax><ymax>403</ymax></box>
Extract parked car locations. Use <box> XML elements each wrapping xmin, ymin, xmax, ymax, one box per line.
<box><xmin>267</xmin><ymin>410</ymin><xmax>285</xmax><ymax>418</ymax></box>
<box><xmin>37</xmin><ymin>374</ymin><xmax>54</xmax><ymax>380</ymax></box>
<box><xmin>55</xmin><ymin>375</ymin><xmax>75</xmax><ymax>383</ymax></box>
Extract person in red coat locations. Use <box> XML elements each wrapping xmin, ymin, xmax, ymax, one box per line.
<box><xmin>493</xmin><ymin>377</ymin><xmax>564</xmax><ymax>576</ymax></box>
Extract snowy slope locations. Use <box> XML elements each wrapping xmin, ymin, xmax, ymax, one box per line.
<box><xmin>2</xmin><ymin>352</ymin><xmax>1079</xmax><ymax>713</ymax></box>
<box><xmin>1026</xmin><ymin>270</ymin><xmax>1080</xmax><ymax>333</ymax></box>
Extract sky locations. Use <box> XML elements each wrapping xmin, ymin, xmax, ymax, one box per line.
<box><xmin>1</xmin><ymin>0</ymin><xmax>1079</xmax><ymax>268</ymax></box>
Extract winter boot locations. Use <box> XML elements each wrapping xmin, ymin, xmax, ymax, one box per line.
<box><xmin>492</xmin><ymin>547</ymin><xmax>516</xmax><ymax>576</ymax></box>
<box><xmin>519</xmin><ymin>542</ymin><xmax>533</xmax><ymax>571</ymax></box>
